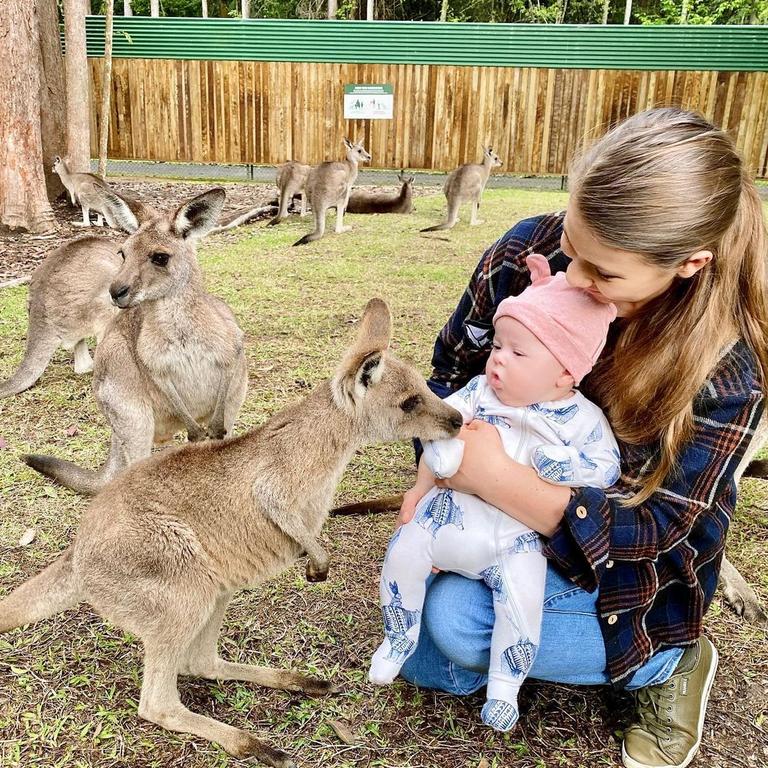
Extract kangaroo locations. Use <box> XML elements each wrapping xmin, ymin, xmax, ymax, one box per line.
<box><xmin>293</xmin><ymin>138</ymin><xmax>372</xmax><ymax>246</ymax></box>
<box><xmin>421</xmin><ymin>146</ymin><xmax>503</xmax><ymax>232</ymax></box>
<box><xmin>267</xmin><ymin>161</ymin><xmax>311</xmax><ymax>226</ymax></box>
<box><xmin>0</xmin><ymin>238</ymin><xmax>121</xmax><ymax>397</ymax></box>
<box><xmin>345</xmin><ymin>171</ymin><xmax>415</xmax><ymax>215</ymax></box>
<box><xmin>23</xmin><ymin>188</ymin><xmax>249</xmax><ymax>496</ymax></box>
<box><xmin>52</xmin><ymin>156</ymin><xmax>138</xmax><ymax>231</ymax></box>
<box><xmin>0</xmin><ymin>298</ymin><xmax>463</xmax><ymax>767</ymax></box>
<box><xmin>0</xmin><ymin>200</ymin><xmax>160</xmax><ymax>399</ymax></box>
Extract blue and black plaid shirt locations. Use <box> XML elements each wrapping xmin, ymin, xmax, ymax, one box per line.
<box><xmin>428</xmin><ymin>212</ymin><xmax>764</xmax><ymax>686</ymax></box>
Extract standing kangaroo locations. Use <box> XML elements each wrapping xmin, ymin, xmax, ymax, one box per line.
<box><xmin>0</xmin><ymin>298</ymin><xmax>463</xmax><ymax>768</ymax></box>
<box><xmin>267</xmin><ymin>161</ymin><xmax>311</xmax><ymax>226</ymax></box>
<box><xmin>421</xmin><ymin>146</ymin><xmax>503</xmax><ymax>232</ymax></box>
<box><xmin>52</xmin><ymin>156</ymin><xmax>136</xmax><ymax>230</ymax></box>
<box><xmin>24</xmin><ymin>188</ymin><xmax>248</xmax><ymax>496</ymax></box>
<box><xmin>293</xmin><ymin>138</ymin><xmax>371</xmax><ymax>246</ymax></box>
<box><xmin>345</xmin><ymin>171</ymin><xmax>415</xmax><ymax>215</ymax></box>
<box><xmin>0</xmin><ymin>238</ymin><xmax>121</xmax><ymax>397</ymax></box>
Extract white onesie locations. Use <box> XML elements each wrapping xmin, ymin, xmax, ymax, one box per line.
<box><xmin>369</xmin><ymin>374</ymin><xmax>620</xmax><ymax>731</ymax></box>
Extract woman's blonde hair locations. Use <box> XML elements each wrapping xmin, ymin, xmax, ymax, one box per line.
<box><xmin>570</xmin><ymin>108</ymin><xmax>768</xmax><ymax>504</ymax></box>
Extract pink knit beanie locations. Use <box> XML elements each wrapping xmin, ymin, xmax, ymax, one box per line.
<box><xmin>492</xmin><ymin>254</ymin><xmax>617</xmax><ymax>385</ymax></box>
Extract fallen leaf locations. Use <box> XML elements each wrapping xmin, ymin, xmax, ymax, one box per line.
<box><xmin>256</xmin><ymin>365</ymin><xmax>274</xmax><ymax>372</ymax></box>
<box><xmin>18</xmin><ymin>528</ymin><xmax>36</xmax><ymax>547</ymax></box>
<box><xmin>65</xmin><ymin>425</ymin><xmax>79</xmax><ymax>437</ymax></box>
<box><xmin>477</xmin><ymin>759</ymin><xmax>490</xmax><ymax>768</ymax></box>
<box><xmin>328</xmin><ymin>719</ymin><xmax>356</xmax><ymax>745</ymax></box>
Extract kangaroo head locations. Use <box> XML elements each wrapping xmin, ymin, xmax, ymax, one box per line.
<box><xmin>483</xmin><ymin>146</ymin><xmax>503</xmax><ymax>168</ymax></box>
<box><xmin>109</xmin><ymin>188</ymin><xmax>225</xmax><ymax>309</ymax></box>
<box><xmin>52</xmin><ymin>155</ymin><xmax>65</xmax><ymax>174</ymax></box>
<box><xmin>343</xmin><ymin>137</ymin><xmax>372</xmax><ymax>165</ymax></box>
<box><xmin>332</xmin><ymin>299</ymin><xmax>463</xmax><ymax>444</ymax></box>
<box><xmin>397</xmin><ymin>170</ymin><xmax>415</xmax><ymax>186</ymax></box>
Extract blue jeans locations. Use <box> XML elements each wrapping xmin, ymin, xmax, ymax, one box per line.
<box><xmin>400</xmin><ymin>568</ymin><xmax>683</xmax><ymax>694</ymax></box>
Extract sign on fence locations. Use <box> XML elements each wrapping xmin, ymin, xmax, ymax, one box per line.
<box><xmin>344</xmin><ymin>84</ymin><xmax>394</xmax><ymax>119</ymax></box>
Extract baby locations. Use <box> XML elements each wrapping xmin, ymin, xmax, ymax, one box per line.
<box><xmin>368</xmin><ymin>254</ymin><xmax>621</xmax><ymax>731</ymax></box>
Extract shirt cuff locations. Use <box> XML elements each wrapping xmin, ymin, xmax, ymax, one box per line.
<box><xmin>542</xmin><ymin>486</ymin><xmax>611</xmax><ymax>593</ymax></box>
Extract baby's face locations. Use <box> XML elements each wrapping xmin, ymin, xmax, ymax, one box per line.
<box><xmin>486</xmin><ymin>317</ymin><xmax>571</xmax><ymax>406</ymax></box>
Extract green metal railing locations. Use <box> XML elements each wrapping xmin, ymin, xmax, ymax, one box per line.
<box><xmin>81</xmin><ymin>17</ymin><xmax>768</xmax><ymax>71</ymax></box>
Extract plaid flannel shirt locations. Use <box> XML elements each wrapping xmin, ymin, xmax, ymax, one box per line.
<box><xmin>428</xmin><ymin>212</ymin><xmax>765</xmax><ymax>686</ymax></box>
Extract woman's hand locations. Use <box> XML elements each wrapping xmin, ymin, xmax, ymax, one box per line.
<box><xmin>397</xmin><ymin>486</ymin><xmax>425</xmax><ymax>527</ymax></box>
<box><xmin>434</xmin><ymin>420</ymin><xmax>507</xmax><ymax>499</ymax></box>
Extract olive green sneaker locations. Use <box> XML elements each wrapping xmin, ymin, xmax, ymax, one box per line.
<box><xmin>622</xmin><ymin>637</ymin><xmax>718</xmax><ymax>768</ymax></box>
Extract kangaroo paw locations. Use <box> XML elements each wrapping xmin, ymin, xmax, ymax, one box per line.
<box><xmin>305</xmin><ymin>559</ymin><xmax>328</xmax><ymax>583</ymax></box>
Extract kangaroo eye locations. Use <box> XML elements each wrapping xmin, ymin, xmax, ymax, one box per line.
<box><xmin>117</xmin><ymin>249</ymin><xmax>125</xmax><ymax>262</ymax></box>
<box><xmin>400</xmin><ymin>395</ymin><xmax>422</xmax><ymax>413</ymax></box>
<box><xmin>150</xmin><ymin>252</ymin><xmax>170</xmax><ymax>267</ymax></box>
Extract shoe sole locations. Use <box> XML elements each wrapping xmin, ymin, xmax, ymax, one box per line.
<box><xmin>621</xmin><ymin>638</ymin><xmax>719</xmax><ymax>768</ymax></box>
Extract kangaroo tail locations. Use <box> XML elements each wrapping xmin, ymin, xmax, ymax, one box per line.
<box><xmin>22</xmin><ymin>454</ymin><xmax>104</xmax><ymax>496</ymax></box>
<box><xmin>0</xmin><ymin>331</ymin><xmax>59</xmax><ymax>398</ymax></box>
<box><xmin>420</xmin><ymin>222</ymin><xmax>453</xmax><ymax>232</ymax></box>
<box><xmin>293</xmin><ymin>231</ymin><xmax>322</xmax><ymax>247</ymax></box>
<box><xmin>0</xmin><ymin>548</ymin><xmax>81</xmax><ymax>634</ymax></box>
<box><xmin>744</xmin><ymin>459</ymin><xmax>768</xmax><ymax>479</ymax></box>
<box><xmin>330</xmin><ymin>494</ymin><xmax>404</xmax><ymax>517</ymax></box>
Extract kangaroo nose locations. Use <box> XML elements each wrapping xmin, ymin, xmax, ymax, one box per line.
<box><xmin>448</xmin><ymin>411</ymin><xmax>464</xmax><ymax>430</ymax></box>
<box><xmin>110</xmin><ymin>284</ymin><xmax>130</xmax><ymax>304</ymax></box>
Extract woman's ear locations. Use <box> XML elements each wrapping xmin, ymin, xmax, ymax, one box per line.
<box><xmin>676</xmin><ymin>250</ymin><xmax>713</xmax><ymax>279</ymax></box>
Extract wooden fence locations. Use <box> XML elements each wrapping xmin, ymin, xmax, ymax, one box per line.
<box><xmin>88</xmin><ymin>59</ymin><xmax>768</xmax><ymax>177</ymax></box>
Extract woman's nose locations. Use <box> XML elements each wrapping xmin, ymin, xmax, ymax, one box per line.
<box><xmin>566</xmin><ymin>260</ymin><xmax>592</xmax><ymax>289</ymax></box>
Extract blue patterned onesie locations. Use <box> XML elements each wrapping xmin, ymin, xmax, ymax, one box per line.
<box><xmin>369</xmin><ymin>375</ymin><xmax>620</xmax><ymax>731</ymax></box>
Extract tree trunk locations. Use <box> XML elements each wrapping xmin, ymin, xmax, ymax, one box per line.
<box><xmin>0</xmin><ymin>1</ymin><xmax>56</xmax><ymax>233</ymax></box>
<box><xmin>623</xmin><ymin>0</ymin><xmax>631</xmax><ymax>24</ymax></box>
<box><xmin>241</xmin><ymin>0</ymin><xmax>249</xmax><ymax>18</ymax></box>
<box><xmin>680</xmin><ymin>0</ymin><xmax>689</xmax><ymax>23</ymax></box>
<box><xmin>366</xmin><ymin>0</ymin><xmax>373</xmax><ymax>20</ymax></box>
<box><xmin>64</xmin><ymin>0</ymin><xmax>90</xmax><ymax>174</ymax></box>
<box><xmin>601</xmin><ymin>0</ymin><xmax>610</xmax><ymax>23</ymax></box>
<box><xmin>124</xmin><ymin>0</ymin><xmax>133</xmax><ymax>15</ymax></box>
<box><xmin>150</xmin><ymin>0</ymin><xmax>160</xmax><ymax>16</ymax></box>
<box><xmin>98</xmin><ymin>0</ymin><xmax>114</xmax><ymax>178</ymax></box>
<box><xmin>38</xmin><ymin>0</ymin><xmax>67</xmax><ymax>200</ymax></box>
<box><xmin>439</xmin><ymin>0</ymin><xmax>448</xmax><ymax>21</ymax></box>
<box><xmin>201</xmin><ymin>0</ymin><xmax>208</xmax><ymax>17</ymax></box>
<box><xmin>327</xmin><ymin>0</ymin><xmax>337</xmax><ymax>18</ymax></box>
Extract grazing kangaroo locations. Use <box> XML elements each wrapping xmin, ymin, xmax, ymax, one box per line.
<box><xmin>293</xmin><ymin>138</ymin><xmax>372</xmax><ymax>246</ymax></box>
<box><xmin>0</xmin><ymin>237</ymin><xmax>122</xmax><ymax>397</ymax></box>
<box><xmin>24</xmin><ymin>188</ymin><xmax>248</xmax><ymax>496</ymax></box>
<box><xmin>421</xmin><ymin>146</ymin><xmax>503</xmax><ymax>232</ymax></box>
<box><xmin>267</xmin><ymin>161</ymin><xmax>311</xmax><ymax>226</ymax></box>
<box><xmin>0</xmin><ymin>298</ymin><xmax>463</xmax><ymax>768</ymax></box>
<box><xmin>346</xmin><ymin>171</ymin><xmax>415</xmax><ymax>215</ymax></box>
<box><xmin>52</xmin><ymin>156</ymin><xmax>138</xmax><ymax>231</ymax></box>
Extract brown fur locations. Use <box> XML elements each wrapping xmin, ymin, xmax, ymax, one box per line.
<box><xmin>267</xmin><ymin>161</ymin><xmax>311</xmax><ymax>226</ymax></box>
<box><xmin>0</xmin><ymin>299</ymin><xmax>463</xmax><ymax>767</ymax></box>
<box><xmin>23</xmin><ymin>189</ymin><xmax>248</xmax><ymax>496</ymax></box>
<box><xmin>293</xmin><ymin>138</ymin><xmax>371</xmax><ymax>246</ymax></box>
<box><xmin>421</xmin><ymin>146</ymin><xmax>502</xmax><ymax>232</ymax></box>
<box><xmin>345</xmin><ymin>171</ymin><xmax>415</xmax><ymax>215</ymax></box>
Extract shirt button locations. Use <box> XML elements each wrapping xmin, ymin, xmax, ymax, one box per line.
<box><xmin>608</xmin><ymin>614</ymin><xmax>618</xmax><ymax>625</ymax></box>
<box><xmin>606</xmin><ymin>560</ymin><xmax>614</xmax><ymax>569</ymax></box>
<box><xmin>576</xmin><ymin>506</ymin><xmax>588</xmax><ymax>519</ymax></box>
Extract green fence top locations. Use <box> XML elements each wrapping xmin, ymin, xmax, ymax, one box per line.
<box><xmin>83</xmin><ymin>17</ymin><xmax>768</xmax><ymax>71</ymax></box>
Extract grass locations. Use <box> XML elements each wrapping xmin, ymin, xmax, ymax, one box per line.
<box><xmin>0</xmin><ymin>188</ymin><xmax>766</xmax><ymax>768</ymax></box>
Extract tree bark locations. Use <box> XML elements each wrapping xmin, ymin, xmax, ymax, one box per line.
<box><xmin>623</xmin><ymin>0</ymin><xmax>632</xmax><ymax>24</ymax></box>
<box><xmin>327</xmin><ymin>0</ymin><xmax>337</xmax><ymax>18</ymax></box>
<box><xmin>241</xmin><ymin>0</ymin><xmax>249</xmax><ymax>18</ymax></box>
<box><xmin>98</xmin><ymin>0</ymin><xmax>114</xmax><ymax>178</ymax></box>
<box><xmin>439</xmin><ymin>0</ymin><xmax>448</xmax><ymax>21</ymax></box>
<box><xmin>0</xmin><ymin>1</ymin><xmax>56</xmax><ymax>232</ymax></box>
<box><xmin>201</xmin><ymin>0</ymin><xmax>208</xmax><ymax>17</ymax></box>
<box><xmin>38</xmin><ymin>0</ymin><xmax>67</xmax><ymax>200</ymax></box>
<box><xmin>601</xmin><ymin>0</ymin><xmax>610</xmax><ymax>23</ymax></box>
<box><xmin>366</xmin><ymin>0</ymin><xmax>374</xmax><ymax>20</ymax></box>
<box><xmin>64</xmin><ymin>0</ymin><xmax>90</xmax><ymax>174</ymax></box>
<box><xmin>680</xmin><ymin>0</ymin><xmax>690</xmax><ymax>23</ymax></box>
<box><xmin>150</xmin><ymin>0</ymin><xmax>160</xmax><ymax>16</ymax></box>
<box><xmin>124</xmin><ymin>0</ymin><xmax>133</xmax><ymax>15</ymax></box>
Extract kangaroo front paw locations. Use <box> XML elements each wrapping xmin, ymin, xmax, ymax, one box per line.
<box><xmin>187</xmin><ymin>425</ymin><xmax>208</xmax><ymax>442</ymax></box>
<box><xmin>207</xmin><ymin>424</ymin><xmax>228</xmax><ymax>440</ymax></box>
<box><xmin>306</xmin><ymin>559</ymin><xmax>328</xmax><ymax>582</ymax></box>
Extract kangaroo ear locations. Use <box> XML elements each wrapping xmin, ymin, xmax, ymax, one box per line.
<box><xmin>172</xmin><ymin>188</ymin><xmax>226</xmax><ymax>239</ymax></box>
<box><xmin>343</xmin><ymin>137</ymin><xmax>354</xmax><ymax>149</ymax></box>
<box><xmin>104</xmin><ymin>191</ymin><xmax>140</xmax><ymax>234</ymax></box>
<box><xmin>332</xmin><ymin>299</ymin><xmax>392</xmax><ymax>409</ymax></box>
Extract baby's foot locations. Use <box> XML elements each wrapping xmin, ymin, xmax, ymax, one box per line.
<box><xmin>368</xmin><ymin>643</ymin><xmax>403</xmax><ymax>685</ymax></box>
<box><xmin>481</xmin><ymin>699</ymin><xmax>519</xmax><ymax>732</ymax></box>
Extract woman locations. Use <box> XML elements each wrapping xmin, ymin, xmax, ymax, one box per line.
<box><xmin>397</xmin><ymin>108</ymin><xmax>767</xmax><ymax>768</ymax></box>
